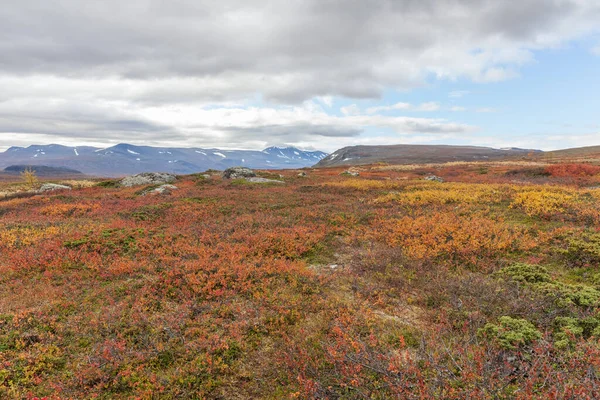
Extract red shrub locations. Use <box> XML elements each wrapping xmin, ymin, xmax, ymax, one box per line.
<box><xmin>545</xmin><ymin>163</ymin><xmax>600</xmax><ymax>177</ymax></box>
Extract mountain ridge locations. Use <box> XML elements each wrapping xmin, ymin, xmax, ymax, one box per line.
<box><xmin>0</xmin><ymin>143</ymin><xmax>327</xmax><ymax>177</ymax></box>
<box><xmin>314</xmin><ymin>144</ymin><xmax>544</xmax><ymax>167</ymax></box>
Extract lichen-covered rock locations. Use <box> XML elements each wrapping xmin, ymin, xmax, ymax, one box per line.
<box><xmin>297</xmin><ymin>172</ymin><xmax>307</xmax><ymax>177</ymax></box>
<box><xmin>244</xmin><ymin>177</ymin><xmax>284</xmax><ymax>184</ymax></box>
<box><xmin>39</xmin><ymin>183</ymin><xmax>72</xmax><ymax>192</ymax></box>
<box><xmin>424</xmin><ymin>175</ymin><xmax>444</xmax><ymax>183</ymax></box>
<box><xmin>222</xmin><ymin>167</ymin><xmax>256</xmax><ymax>179</ymax></box>
<box><xmin>340</xmin><ymin>170</ymin><xmax>359</xmax><ymax>177</ymax></box>
<box><xmin>146</xmin><ymin>184</ymin><xmax>179</xmax><ymax>195</ymax></box>
<box><xmin>120</xmin><ymin>172</ymin><xmax>176</xmax><ymax>187</ymax></box>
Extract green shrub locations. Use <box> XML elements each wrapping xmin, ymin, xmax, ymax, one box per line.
<box><xmin>536</xmin><ymin>282</ymin><xmax>600</xmax><ymax>308</ymax></box>
<box><xmin>256</xmin><ymin>171</ymin><xmax>284</xmax><ymax>180</ymax></box>
<box><xmin>497</xmin><ymin>263</ymin><xmax>551</xmax><ymax>283</ymax></box>
<box><xmin>553</xmin><ymin>316</ymin><xmax>600</xmax><ymax>349</ymax></box>
<box><xmin>96</xmin><ymin>180</ymin><xmax>119</xmax><ymax>188</ymax></box>
<box><xmin>479</xmin><ymin>316</ymin><xmax>542</xmax><ymax>350</ymax></box>
<box><xmin>499</xmin><ymin>263</ymin><xmax>600</xmax><ymax>308</ymax></box>
<box><xmin>560</xmin><ymin>232</ymin><xmax>600</xmax><ymax>268</ymax></box>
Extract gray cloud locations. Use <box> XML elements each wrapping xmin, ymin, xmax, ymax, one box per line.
<box><xmin>0</xmin><ymin>0</ymin><xmax>598</xmax><ymax>150</ymax></box>
<box><xmin>2</xmin><ymin>0</ymin><xmax>598</xmax><ymax>100</ymax></box>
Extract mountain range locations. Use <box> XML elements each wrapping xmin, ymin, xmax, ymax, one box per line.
<box><xmin>4</xmin><ymin>142</ymin><xmax>599</xmax><ymax>178</ymax></box>
<box><xmin>0</xmin><ymin>144</ymin><xmax>328</xmax><ymax>177</ymax></box>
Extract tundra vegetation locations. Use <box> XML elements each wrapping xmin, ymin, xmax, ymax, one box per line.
<box><xmin>1</xmin><ymin>162</ymin><xmax>600</xmax><ymax>398</ymax></box>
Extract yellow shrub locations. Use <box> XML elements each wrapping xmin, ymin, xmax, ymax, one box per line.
<box><xmin>375</xmin><ymin>182</ymin><xmax>512</xmax><ymax>206</ymax></box>
<box><xmin>326</xmin><ymin>179</ymin><xmax>401</xmax><ymax>191</ymax></box>
<box><xmin>510</xmin><ymin>189</ymin><xmax>574</xmax><ymax>217</ymax></box>
<box><xmin>0</xmin><ymin>226</ymin><xmax>61</xmax><ymax>248</ymax></box>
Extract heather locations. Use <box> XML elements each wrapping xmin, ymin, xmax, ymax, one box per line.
<box><xmin>1</xmin><ymin>162</ymin><xmax>600</xmax><ymax>399</ymax></box>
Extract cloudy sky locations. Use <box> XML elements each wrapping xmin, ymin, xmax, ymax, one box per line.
<box><xmin>1</xmin><ymin>0</ymin><xmax>599</xmax><ymax>152</ymax></box>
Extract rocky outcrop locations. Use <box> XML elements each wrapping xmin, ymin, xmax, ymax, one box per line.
<box><xmin>39</xmin><ymin>183</ymin><xmax>72</xmax><ymax>192</ymax></box>
<box><xmin>120</xmin><ymin>172</ymin><xmax>176</xmax><ymax>187</ymax></box>
<box><xmin>424</xmin><ymin>175</ymin><xmax>444</xmax><ymax>183</ymax></box>
<box><xmin>244</xmin><ymin>177</ymin><xmax>284</xmax><ymax>184</ymax></box>
<box><xmin>222</xmin><ymin>167</ymin><xmax>256</xmax><ymax>179</ymax></box>
<box><xmin>145</xmin><ymin>184</ymin><xmax>179</xmax><ymax>195</ymax></box>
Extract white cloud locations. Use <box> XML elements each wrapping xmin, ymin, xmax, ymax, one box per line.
<box><xmin>340</xmin><ymin>104</ymin><xmax>361</xmax><ymax>116</ymax></box>
<box><xmin>0</xmin><ymin>97</ymin><xmax>477</xmax><ymax>152</ymax></box>
<box><xmin>450</xmin><ymin>106</ymin><xmax>467</xmax><ymax>112</ymax></box>
<box><xmin>366</xmin><ymin>102</ymin><xmax>439</xmax><ymax>114</ymax></box>
<box><xmin>0</xmin><ymin>0</ymin><xmax>599</xmax><ymax>149</ymax></box>
<box><xmin>416</xmin><ymin>102</ymin><xmax>441</xmax><ymax>112</ymax></box>
<box><xmin>366</xmin><ymin>102</ymin><xmax>411</xmax><ymax>114</ymax></box>
<box><xmin>318</xmin><ymin>96</ymin><xmax>334</xmax><ymax>107</ymax></box>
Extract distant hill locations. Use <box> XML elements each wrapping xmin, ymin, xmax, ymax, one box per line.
<box><xmin>537</xmin><ymin>145</ymin><xmax>600</xmax><ymax>161</ymax></box>
<box><xmin>3</xmin><ymin>165</ymin><xmax>84</xmax><ymax>176</ymax></box>
<box><xmin>0</xmin><ymin>144</ymin><xmax>328</xmax><ymax>177</ymax></box>
<box><xmin>314</xmin><ymin>144</ymin><xmax>540</xmax><ymax>167</ymax></box>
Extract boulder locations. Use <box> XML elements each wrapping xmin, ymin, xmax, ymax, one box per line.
<box><xmin>146</xmin><ymin>184</ymin><xmax>179</xmax><ymax>195</ymax></box>
<box><xmin>39</xmin><ymin>183</ymin><xmax>72</xmax><ymax>192</ymax></box>
<box><xmin>222</xmin><ymin>167</ymin><xmax>256</xmax><ymax>179</ymax></box>
<box><xmin>424</xmin><ymin>175</ymin><xmax>444</xmax><ymax>183</ymax></box>
<box><xmin>341</xmin><ymin>170</ymin><xmax>359</xmax><ymax>177</ymax></box>
<box><xmin>244</xmin><ymin>177</ymin><xmax>284</xmax><ymax>184</ymax></box>
<box><xmin>120</xmin><ymin>172</ymin><xmax>176</xmax><ymax>187</ymax></box>
<box><xmin>297</xmin><ymin>172</ymin><xmax>307</xmax><ymax>177</ymax></box>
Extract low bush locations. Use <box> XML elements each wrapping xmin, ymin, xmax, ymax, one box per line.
<box><xmin>479</xmin><ymin>316</ymin><xmax>542</xmax><ymax>349</ymax></box>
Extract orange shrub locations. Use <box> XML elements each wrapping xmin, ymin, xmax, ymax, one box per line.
<box><xmin>545</xmin><ymin>163</ymin><xmax>600</xmax><ymax>177</ymax></box>
<box><xmin>374</xmin><ymin>211</ymin><xmax>543</xmax><ymax>268</ymax></box>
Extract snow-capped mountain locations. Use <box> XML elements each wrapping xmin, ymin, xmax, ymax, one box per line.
<box><xmin>0</xmin><ymin>144</ymin><xmax>328</xmax><ymax>177</ymax></box>
<box><xmin>262</xmin><ymin>146</ymin><xmax>326</xmax><ymax>162</ymax></box>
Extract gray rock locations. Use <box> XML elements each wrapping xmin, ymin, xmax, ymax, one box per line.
<box><xmin>222</xmin><ymin>166</ymin><xmax>256</xmax><ymax>179</ymax></box>
<box><xmin>39</xmin><ymin>183</ymin><xmax>72</xmax><ymax>192</ymax></box>
<box><xmin>424</xmin><ymin>175</ymin><xmax>444</xmax><ymax>183</ymax></box>
<box><xmin>297</xmin><ymin>172</ymin><xmax>307</xmax><ymax>177</ymax></box>
<box><xmin>244</xmin><ymin>177</ymin><xmax>285</xmax><ymax>184</ymax></box>
<box><xmin>120</xmin><ymin>172</ymin><xmax>176</xmax><ymax>187</ymax></box>
<box><xmin>341</xmin><ymin>170</ymin><xmax>359</xmax><ymax>177</ymax></box>
<box><xmin>146</xmin><ymin>184</ymin><xmax>178</xmax><ymax>195</ymax></box>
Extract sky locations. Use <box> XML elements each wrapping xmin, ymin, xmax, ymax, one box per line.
<box><xmin>0</xmin><ymin>0</ymin><xmax>599</xmax><ymax>153</ymax></box>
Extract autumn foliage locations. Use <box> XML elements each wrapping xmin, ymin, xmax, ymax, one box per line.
<box><xmin>1</xmin><ymin>162</ymin><xmax>600</xmax><ymax>398</ymax></box>
<box><xmin>545</xmin><ymin>163</ymin><xmax>600</xmax><ymax>177</ymax></box>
